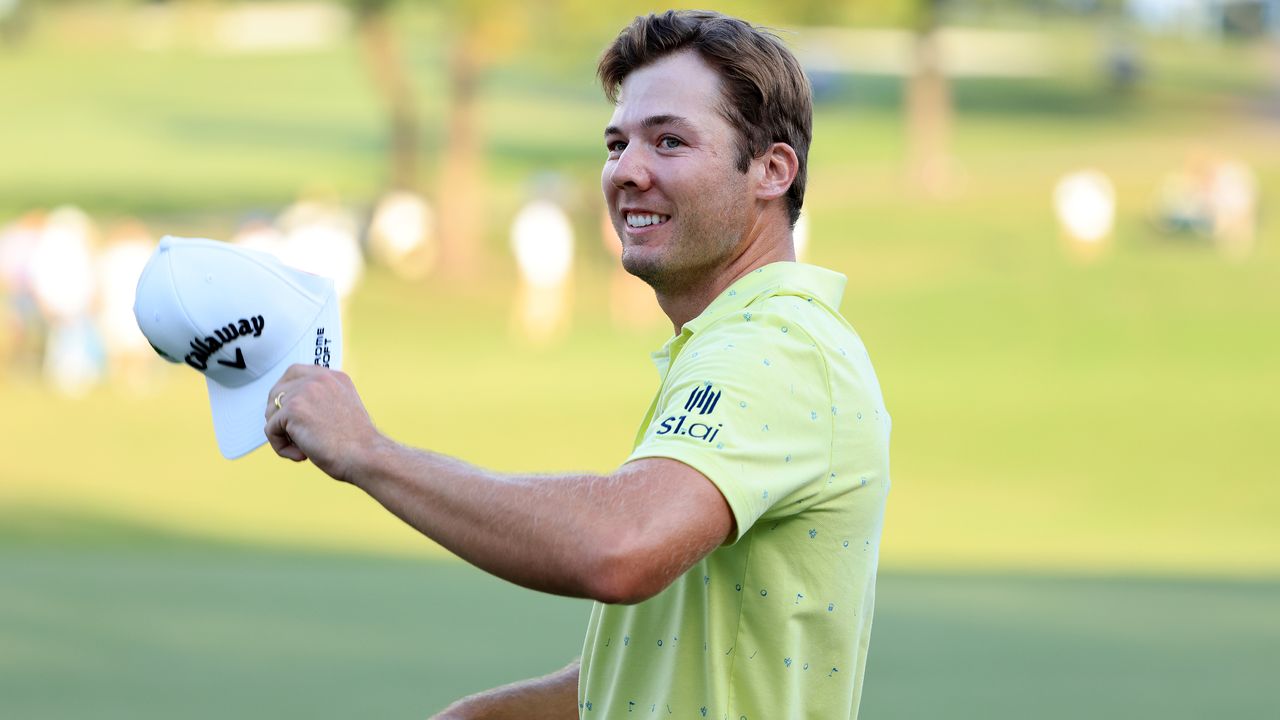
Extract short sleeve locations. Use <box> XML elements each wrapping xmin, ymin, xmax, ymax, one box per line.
<box><xmin>626</xmin><ymin>308</ymin><xmax>832</xmax><ymax>542</ymax></box>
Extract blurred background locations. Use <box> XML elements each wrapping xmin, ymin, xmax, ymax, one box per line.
<box><xmin>1</xmin><ymin>0</ymin><xmax>1277</xmax><ymax>717</ymax></box>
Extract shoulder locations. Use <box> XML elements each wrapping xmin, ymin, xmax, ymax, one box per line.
<box><xmin>682</xmin><ymin>294</ymin><xmax>845</xmax><ymax>372</ymax></box>
<box><xmin>662</xmin><ymin>305</ymin><xmax>831</xmax><ymax>418</ymax></box>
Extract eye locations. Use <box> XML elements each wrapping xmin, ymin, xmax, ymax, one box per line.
<box><xmin>606</xmin><ymin>140</ymin><xmax>627</xmax><ymax>154</ymax></box>
<box><xmin>660</xmin><ymin>136</ymin><xmax>684</xmax><ymax>149</ymax></box>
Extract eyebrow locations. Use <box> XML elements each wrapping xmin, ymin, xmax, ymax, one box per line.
<box><xmin>604</xmin><ymin>114</ymin><xmax>696</xmax><ymax>138</ymax></box>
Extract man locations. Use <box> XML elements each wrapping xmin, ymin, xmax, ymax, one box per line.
<box><xmin>265</xmin><ymin>10</ymin><xmax>890</xmax><ymax>719</ymax></box>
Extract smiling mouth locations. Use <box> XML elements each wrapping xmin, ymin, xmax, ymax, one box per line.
<box><xmin>625</xmin><ymin>212</ymin><xmax>671</xmax><ymax>229</ymax></box>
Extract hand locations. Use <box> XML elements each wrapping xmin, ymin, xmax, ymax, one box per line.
<box><xmin>264</xmin><ymin>364</ymin><xmax>381</xmax><ymax>483</ymax></box>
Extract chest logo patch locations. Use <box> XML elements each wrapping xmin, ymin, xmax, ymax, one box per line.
<box><xmin>685</xmin><ymin>383</ymin><xmax>721</xmax><ymax>415</ymax></box>
<box><xmin>656</xmin><ymin>383</ymin><xmax>723</xmax><ymax>443</ymax></box>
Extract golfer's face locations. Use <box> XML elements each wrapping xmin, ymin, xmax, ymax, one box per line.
<box><xmin>602</xmin><ymin>51</ymin><xmax>754</xmax><ymax>289</ymax></box>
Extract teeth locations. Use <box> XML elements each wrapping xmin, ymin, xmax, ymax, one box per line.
<box><xmin>625</xmin><ymin>213</ymin><xmax>669</xmax><ymax>228</ymax></box>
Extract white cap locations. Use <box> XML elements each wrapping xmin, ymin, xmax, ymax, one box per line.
<box><xmin>133</xmin><ymin>236</ymin><xmax>342</xmax><ymax>459</ymax></box>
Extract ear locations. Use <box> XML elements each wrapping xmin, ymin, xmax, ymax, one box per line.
<box><xmin>753</xmin><ymin>142</ymin><xmax>799</xmax><ymax>203</ymax></box>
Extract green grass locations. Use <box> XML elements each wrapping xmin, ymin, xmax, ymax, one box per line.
<box><xmin>862</xmin><ymin>571</ymin><xmax>1280</xmax><ymax>719</ymax></box>
<box><xmin>0</xmin><ymin>524</ymin><xmax>590</xmax><ymax>719</ymax></box>
<box><xmin>1</xmin><ymin>519</ymin><xmax>1276</xmax><ymax>719</ymax></box>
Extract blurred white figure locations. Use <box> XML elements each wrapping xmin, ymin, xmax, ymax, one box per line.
<box><xmin>1207</xmin><ymin>159</ymin><xmax>1258</xmax><ymax>259</ymax></box>
<box><xmin>601</xmin><ymin>207</ymin><xmax>664</xmax><ymax>332</ymax></box>
<box><xmin>277</xmin><ymin>199</ymin><xmax>364</xmax><ymax>302</ymax></box>
<box><xmin>30</xmin><ymin>206</ymin><xmax>97</xmax><ymax>322</ymax></box>
<box><xmin>231</xmin><ymin>217</ymin><xmax>288</xmax><ymax>258</ymax></box>
<box><xmin>367</xmin><ymin>190</ymin><xmax>437</xmax><ymax>280</ymax></box>
<box><xmin>1054</xmin><ymin>170</ymin><xmax>1116</xmax><ymax>250</ymax></box>
<box><xmin>511</xmin><ymin>199</ymin><xmax>574</xmax><ymax>345</ymax></box>
<box><xmin>512</xmin><ymin>200</ymin><xmax>574</xmax><ymax>289</ymax></box>
<box><xmin>97</xmin><ymin>220</ymin><xmax>158</xmax><ymax>389</ymax></box>
<box><xmin>275</xmin><ymin>199</ymin><xmax>364</xmax><ymax>367</ymax></box>
<box><xmin>793</xmin><ymin>211</ymin><xmax>811</xmax><ymax>262</ymax></box>
<box><xmin>29</xmin><ymin>206</ymin><xmax>104</xmax><ymax>396</ymax></box>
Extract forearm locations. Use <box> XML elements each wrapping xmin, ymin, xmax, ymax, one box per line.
<box><xmin>434</xmin><ymin>661</ymin><xmax>580</xmax><ymax>720</ymax></box>
<box><xmin>350</xmin><ymin>434</ymin><xmax>624</xmax><ymax>599</ymax></box>
<box><xmin>268</xmin><ymin>367</ymin><xmax>727</xmax><ymax>601</ymax></box>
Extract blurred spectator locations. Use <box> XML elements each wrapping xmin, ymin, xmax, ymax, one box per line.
<box><xmin>0</xmin><ymin>210</ymin><xmax>46</xmax><ymax>376</ymax></box>
<box><xmin>29</xmin><ymin>206</ymin><xmax>104</xmax><ymax>396</ymax></box>
<box><xmin>231</xmin><ymin>215</ymin><xmax>288</xmax><ymax>258</ymax></box>
<box><xmin>97</xmin><ymin>220</ymin><xmax>158</xmax><ymax>389</ymax></box>
<box><xmin>276</xmin><ymin>198</ymin><xmax>365</xmax><ymax>303</ymax></box>
<box><xmin>1206</xmin><ymin>159</ymin><xmax>1259</xmax><ymax>258</ymax></box>
<box><xmin>1054</xmin><ymin>169</ymin><xmax>1116</xmax><ymax>253</ymax></box>
<box><xmin>30</xmin><ymin>206</ymin><xmax>96</xmax><ymax>323</ymax></box>
<box><xmin>43</xmin><ymin>314</ymin><xmax>105</xmax><ymax>398</ymax></box>
<box><xmin>1104</xmin><ymin>34</ymin><xmax>1143</xmax><ymax>94</ymax></box>
<box><xmin>366</xmin><ymin>190</ymin><xmax>437</xmax><ymax>280</ymax></box>
<box><xmin>1155</xmin><ymin>153</ymin><xmax>1259</xmax><ymax>257</ymax></box>
<box><xmin>233</xmin><ymin>198</ymin><xmax>365</xmax><ymax>370</ymax></box>
<box><xmin>510</xmin><ymin>198</ymin><xmax>574</xmax><ymax>345</ymax></box>
<box><xmin>1155</xmin><ymin>167</ymin><xmax>1213</xmax><ymax>235</ymax></box>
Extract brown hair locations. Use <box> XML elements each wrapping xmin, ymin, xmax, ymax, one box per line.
<box><xmin>598</xmin><ymin>10</ymin><xmax>813</xmax><ymax>226</ymax></box>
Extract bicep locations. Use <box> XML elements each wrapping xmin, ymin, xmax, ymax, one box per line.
<box><xmin>612</xmin><ymin>457</ymin><xmax>735</xmax><ymax>578</ymax></box>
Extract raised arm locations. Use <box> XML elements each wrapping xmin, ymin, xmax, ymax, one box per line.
<box><xmin>264</xmin><ymin>365</ymin><xmax>734</xmax><ymax>604</ymax></box>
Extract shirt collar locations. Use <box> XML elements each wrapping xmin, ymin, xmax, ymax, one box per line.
<box><xmin>683</xmin><ymin>261</ymin><xmax>846</xmax><ymax>335</ymax></box>
<box><xmin>650</xmin><ymin>262</ymin><xmax>847</xmax><ymax>370</ymax></box>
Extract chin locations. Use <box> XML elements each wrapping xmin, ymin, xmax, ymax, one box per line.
<box><xmin>623</xmin><ymin>251</ymin><xmax>705</xmax><ymax>296</ymax></box>
<box><xmin>629</xmin><ymin>248</ymin><xmax>695</xmax><ymax>291</ymax></box>
<box><xmin>621</xmin><ymin>249</ymin><xmax>661</xmax><ymax>286</ymax></box>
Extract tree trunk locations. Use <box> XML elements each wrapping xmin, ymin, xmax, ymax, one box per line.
<box><xmin>355</xmin><ymin>3</ymin><xmax>420</xmax><ymax>191</ymax></box>
<box><xmin>436</xmin><ymin>30</ymin><xmax>486</xmax><ymax>278</ymax></box>
<box><xmin>906</xmin><ymin>24</ymin><xmax>951</xmax><ymax>196</ymax></box>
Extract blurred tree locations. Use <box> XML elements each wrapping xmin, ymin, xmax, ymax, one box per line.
<box><xmin>434</xmin><ymin>0</ymin><xmax>530</xmax><ymax>279</ymax></box>
<box><xmin>350</xmin><ymin>0</ymin><xmax>419</xmax><ymax>192</ymax></box>
<box><xmin>848</xmin><ymin>0</ymin><xmax>954</xmax><ymax>196</ymax></box>
<box><xmin>903</xmin><ymin>0</ymin><xmax>952</xmax><ymax>196</ymax></box>
<box><xmin>348</xmin><ymin>0</ymin><xmax>530</xmax><ymax>279</ymax></box>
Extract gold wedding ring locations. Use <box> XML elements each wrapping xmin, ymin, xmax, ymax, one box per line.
<box><xmin>274</xmin><ymin>392</ymin><xmax>285</xmax><ymax>410</ymax></box>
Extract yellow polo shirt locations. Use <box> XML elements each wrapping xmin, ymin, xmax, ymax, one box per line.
<box><xmin>579</xmin><ymin>262</ymin><xmax>891</xmax><ymax>719</ymax></box>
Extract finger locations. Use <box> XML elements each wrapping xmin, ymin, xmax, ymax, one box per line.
<box><xmin>265</xmin><ymin>389</ymin><xmax>280</xmax><ymax>422</ymax></box>
<box><xmin>264</xmin><ymin>373</ymin><xmax>306</xmax><ymax>421</ymax></box>
<box><xmin>264</xmin><ymin>409</ymin><xmax>292</xmax><ymax>453</ymax></box>
<box><xmin>266</xmin><ymin>378</ymin><xmax>288</xmax><ymax>421</ymax></box>
<box><xmin>265</xmin><ymin>409</ymin><xmax>308</xmax><ymax>462</ymax></box>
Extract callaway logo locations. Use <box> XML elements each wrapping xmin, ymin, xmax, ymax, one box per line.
<box><xmin>184</xmin><ymin>315</ymin><xmax>265</xmax><ymax>371</ymax></box>
<box><xmin>655</xmin><ymin>384</ymin><xmax>723</xmax><ymax>444</ymax></box>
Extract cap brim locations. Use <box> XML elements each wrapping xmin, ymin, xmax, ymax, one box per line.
<box><xmin>205</xmin><ymin>290</ymin><xmax>343</xmax><ymax>460</ymax></box>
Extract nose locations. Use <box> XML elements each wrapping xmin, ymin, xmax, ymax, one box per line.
<box><xmin>607</xmin><ymin>145</ymin><xmax>651</xmax><ymax>191</ymax></box>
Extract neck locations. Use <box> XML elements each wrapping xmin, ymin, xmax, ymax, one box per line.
<box><xmin>656</xmin><ymin>219</ymin><xmax>796</xmax><ymax>334</ymax></box>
